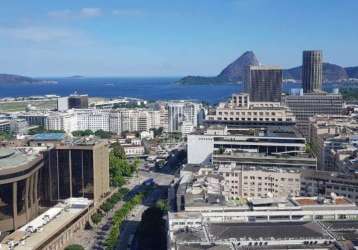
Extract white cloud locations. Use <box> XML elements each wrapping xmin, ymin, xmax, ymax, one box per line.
<box><xmin>0</xmin><ymin>26</ymin><xmax>74</xmax><ymax>42</ymax></box>
<box><xmin>112</xmin><ymin>9</ymin><xmax>144</xmax><ymax>16</ymax></box>
<box><xmin>48</xmin><ymin>8</ymin><xmax>102</xmax><ymax>19</ymax></box>
<box><xmin>79</xmin><ymin>8</ymin><xmax>102</xmax><ymax>18</ymax></box>
<box><xmin>48</xmin><ymin>9</ymin><xmax>72</xmax><ymax>19</ymax></box>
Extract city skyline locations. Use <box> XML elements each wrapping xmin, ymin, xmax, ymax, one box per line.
<box><xmin>0</xmin><ymin>0</ymin><xmax>358</xmax><ymax>76</ymax></box>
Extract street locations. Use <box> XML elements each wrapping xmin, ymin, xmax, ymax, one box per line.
<box><xmin>68</xmin><ymin>146</ymin><xmax>185</xmax><ymax>250</ymax></box>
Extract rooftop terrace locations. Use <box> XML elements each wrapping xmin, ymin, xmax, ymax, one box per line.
<box><xmin>0</xmin><ymin>147</ymin><xmax>41</xmax><ymax>171</ymax></box>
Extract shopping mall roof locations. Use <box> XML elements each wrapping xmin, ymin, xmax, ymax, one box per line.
<box><xmin>31</xmin><ymin>133</ymin><xmax>65</xmax><ymax>141</ymax></box>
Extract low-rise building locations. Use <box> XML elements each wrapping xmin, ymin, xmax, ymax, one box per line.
<box><xmin>187</xmin><ymin>125</ymin><xmax>308</xmax><ymax>166</ymax></box>
<box><xmin>169</xmin><ymin>194</ymin><xmax>358</xmax><ymax>250</ymax></box>
<box><xmin>0</xmin><ymin>198</ymin><xmax>93</xmax><ymax>250</ymax></box>
<box><xmin>0</xmin><ymin>147</ymin><xmax>45</xmax><ymax>232</ymax></box>
<box><xmin>284</xmin><ymin>91</ymin><xmax>343</xmax><ymax>137</ymax></box>
<box><xmin>301</xmin><ymin>169</ymin><xmax>358</xmax><ymax>203</ymax></box>
<box><xmin>206</xmin><ymin>93</ymin><xmax>295</xmax><ymax>127</ymax></box>
<box><xmin>309</xmin><ymin>115</ymin><xmax>358</xmax><ymax>171</ymax></box>
<box><xmin>0</xmin><ymin>120</ymin><xmax>11</xmax><ymax>134</ymax></box>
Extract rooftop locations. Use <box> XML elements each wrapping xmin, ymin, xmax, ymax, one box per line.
<box><xmin>198</xmin><ymin>125</ymin><xmax>303</xmax><ymax>139</ymax></box>
<box><xmin>31</xmin><ymin>133</ymin><xmax>65</xmax><ymax>141</ymax></box>
<box><xmin>1</xmin><ymin>198</ymin><xmax>92</xmax><ymax>250</ymax></box>
<box><xmin>0</xmin><ymin>147</ymin><xmax>42</xmax><ymax>171</ymax></box>
<box><xmin>208</xmin><ymin>222</ymin><xmax>327</xmax><ymax>240</ymax></box>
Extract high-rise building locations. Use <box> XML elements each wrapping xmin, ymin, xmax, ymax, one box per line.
<box><xmin>40</xmin><ymin>138</ymin><xmax>110</xmax><ymax>206</ymax></box>
<box><xmin>57</xmin><ymin>97</ymin><xmax>69</xmax><ymax>111</ymax></box>
<box><xmin>68</xmin><ymin>94</ymin><xmax>89</xmax><ymax>109</ymax></box>
<box><xmin>302</xmin><ymin>50</ymin><xmax>323</xmax><ymax>93</ymax></box>
<box><xmin>245</xmin><ymin>65</ymin><xmax>282</xmax><ymax>102</ymax></box>
<box><xmin>168</xmin><ymin>102</ymin><xmax>201</xmax><ymax>133</ymax></box>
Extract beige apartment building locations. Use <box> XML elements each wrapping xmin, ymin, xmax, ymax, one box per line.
<box><xmin>207</xmin><ymin>93</ymin><xmax>295</xmax><ymax>124</ymax></box>
<box><xmin>197</xmin><ymin>164</ymin><xmax>301</xmax><ymax>200</ymax></box>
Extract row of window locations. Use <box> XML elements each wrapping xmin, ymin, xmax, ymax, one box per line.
<box><xmin>215</xmin><ymin>117</ymin><xmax>291</xmax><ymax>122</ymax></box>
<box><xmin>218</xmin><ymin>111</ymin><xmax>281</xmax><ymax>116</ymax></box>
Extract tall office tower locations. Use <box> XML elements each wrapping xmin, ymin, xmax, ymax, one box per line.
<box><xmin>246</xmin><ymin>66</ymin><xmax>282</xmax><ymax>102</ymax></box>
<box><xmin>302</xmin><ymin>50</ymin><xmax>323</xmax><ymax>93</ymax></box>
<box><xmin>68</xmin><ymin>93</ymin><xmax>89</xmax><ymax>109</ymax></box>
<box><xmin>40</xmin><ymin>138</ymin><xmax>110</xmax><ymax>206</ymax></box>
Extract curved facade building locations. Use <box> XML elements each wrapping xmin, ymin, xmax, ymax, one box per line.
<box><xmin>0</xmin><ymin>148</ymin><xmax>43</xmax><ymax>232</ymax></box>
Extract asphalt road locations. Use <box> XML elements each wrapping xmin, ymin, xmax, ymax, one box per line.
<box><xmin>116</xmin><ymin>147</ymin><xmax>185</xmax><ymax>250</ymax></box>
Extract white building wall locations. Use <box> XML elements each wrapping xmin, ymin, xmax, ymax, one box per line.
<box><xmin>187</xmin><ymin>134</ymin><xmax>214</xmax><ymax>164</ymax></box>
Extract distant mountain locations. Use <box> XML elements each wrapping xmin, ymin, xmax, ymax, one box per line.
<box><xmin>0</xmin><ymin>74</ymin><xmax>55</xmax><ymax>85</ymax></box>
<box><xmin>177</xmin><ymin>51</ymin><xmax>259</xmax><ymax>84</ymax></box>
<box><xmin>346</xmin><ymin>66</ymin><xmax>358</xmax><ymax>79</ymax></box>
<box><xmin>284</xmin><ymin>63</ymin><xmax>349</xmax><ymax>82</ymax></box>
<box><xmin>67</xmin><ymin>75</ymin><xmax>85</xmax><ymax>79</ymax></box>
<box><xmin>217</xmin><ymin>51</ymin><xmax>259</xmax><ymax>82</ymax></box>
<box><xmin>178</xmin><ymin>51</ymin><xmax>358</xmax><ymax>84</ymax></box>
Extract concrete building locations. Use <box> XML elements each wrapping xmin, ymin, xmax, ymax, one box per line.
<box><xmin>245</xmin><ymin>65</ymin><xmax>282</xmax><ymax>102</ymax></box>
<box><xmin>168</xmin><ymin>102</ymin><xmax>201</xmax><ymax>133</ymax></box>
<box><xmin>159</xmin><ymin>103</ymin><xmax>169</xmax><ymax>132</ymax></box>
<box><xmin>169</xmin><ymin>193</ymin><xmax>358</xmax><ymax>250</ymax></box>
<box><xmin>301</xmin><ymin>169</ymin><xmax>358</xmax><ymax>203</ymax></box>
<box><xmin>309</xmin><ymin>115</ymin><xmax>358</xmax><ymax>170</ymax></box>
<box><xmin>68</xmin><ymin>93</ymin><xmax>89</xmax><ymax>109</ymax></box>
<box><xmin>1</xmin><ymin>198</ymin><xmax>93</xmax><ymax>250</ymax></box>
<box><xmin>178</xmin><ymin>163</ymin><xmax>301</xmax><ymax>203</ymax></box>
<box><xmin>302</xmin><ymin>50</ymin><xmax>323</xmax><ymax>93</ymax></box>
<box><xmin>57</xmin><ymin>97</ymin><xmax>69</xmax><ymax>111</ymax></box>
<box><xmin>284</xmin><ymin>92</ymin><xmax>343</xmax><ymax>137</ymax></box>
<box><xmin>0</xmin><ymin>120</ymin><xmax>11</xmax><ymax>134</ymax></box>
<box><xmin>187</xmin><ymin>125</ymin><xmax>308</xmax><ymax>165</ymax></box>
<box><xmin>40</xmin><ymin>138</ymin><xmax>110</xmax><ymax>206</ymax></box>
<box><xmin>206</xmin><ymin>93</ymin><xmax>295</xmax><ymax>126</ymax></box>
<box><xmin>18</xmin><ymin>112</ymin><xmax>48</xmax><ymax>127</ymax></box>
<box><xmin>0</xmin><ymin>147</ymin><xmax>45</xmax><ymax>232</ymax></box>
<box><xmin>180</xmin><ymin>121</ymin><xmax>194</xmax><ymax>135</ymax></box>
<box><xmin>44</xmin><ymin>108</ymin><xmax>162</xmax><ymax>135</ymax></box>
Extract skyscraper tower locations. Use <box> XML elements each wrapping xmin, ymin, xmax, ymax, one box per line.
<box><xmin>302</xmin><ymin>50</ymin><xmax>323</xmax><ymax>93</ymax></box>
<box><xmin>246</xmin><ymin>65</ymin><xmax>282</xmax><ymax>102</ymax></box>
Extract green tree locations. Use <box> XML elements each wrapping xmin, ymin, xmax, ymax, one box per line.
<box><xmin>72</xmin><ymin>129</ymin><xmax>93</xmax><ymax>137</ymax></box>
<box><xmin>112</xmin><ymin>142</ymin><xmax>126</xmax><ymax>159</ymax></box>
<box><xmin>64</xmin><ymin>245</ymin><xmax>85</xmax><ymax>250</ymax></box>
<box><xmin>155</xmin><ymin>199</ymin><xmax>168</xmax><ymax>213</ymax></box>
<box><xmin>94</xmin><ymin>129</ymin><xmax>113</xmax><ymax>139</ymax></box>
<box><xmin>0</xmin><ymin>132</ymin><xmax>12</xmax><ymax>140</ymax></box>
<box><xmin>131</xmin><ymin>158</ymin><xmax>141</xmax><ymax>176</ymax></box>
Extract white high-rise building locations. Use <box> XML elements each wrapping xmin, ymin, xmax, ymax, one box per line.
<box><xmin>45</xmin><ymin>108</ymin><xmax>163</xmax><ymax>135</ymax></box>
<box><xmin>57</xmin><ymin>97</ymin><xmax>69</xmax><ymax>111</ymax></box>
<box><xmin>168</xmin><ymin>102</ymin><xmax>201</xmax><ymax>133</ymax></box>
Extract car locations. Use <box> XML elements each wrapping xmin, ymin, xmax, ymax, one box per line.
<box><xmin>142</xmin><ymin>178</ymin><xmax>154</xmax><ymax>186</ymax></box>
<box><xmin>101</xmin><ymin>224</ymin><xmax>110</xmax><ymax>231</ymax></box>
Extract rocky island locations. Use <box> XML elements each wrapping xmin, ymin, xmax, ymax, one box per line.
<box><xmin>178</xmin><ymin>51</ymin><xmax>358</xmax><ymax>84</ymax></box>
<box><xmin>0</xmin><ymin>74</ymin><xmax>57</xmax><ymax>85</ymax></box>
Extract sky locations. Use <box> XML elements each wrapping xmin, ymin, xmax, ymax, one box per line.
<box><xmin>0</xmin><ymin>0</ymin><xmax>357</xmax><ymax>77</ymax></box>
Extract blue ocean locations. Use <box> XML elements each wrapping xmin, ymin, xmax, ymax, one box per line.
<box><xmin>0</xmin><ymin>77</ymin><xmax>341</xmax><ymax>104</ymax></box>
